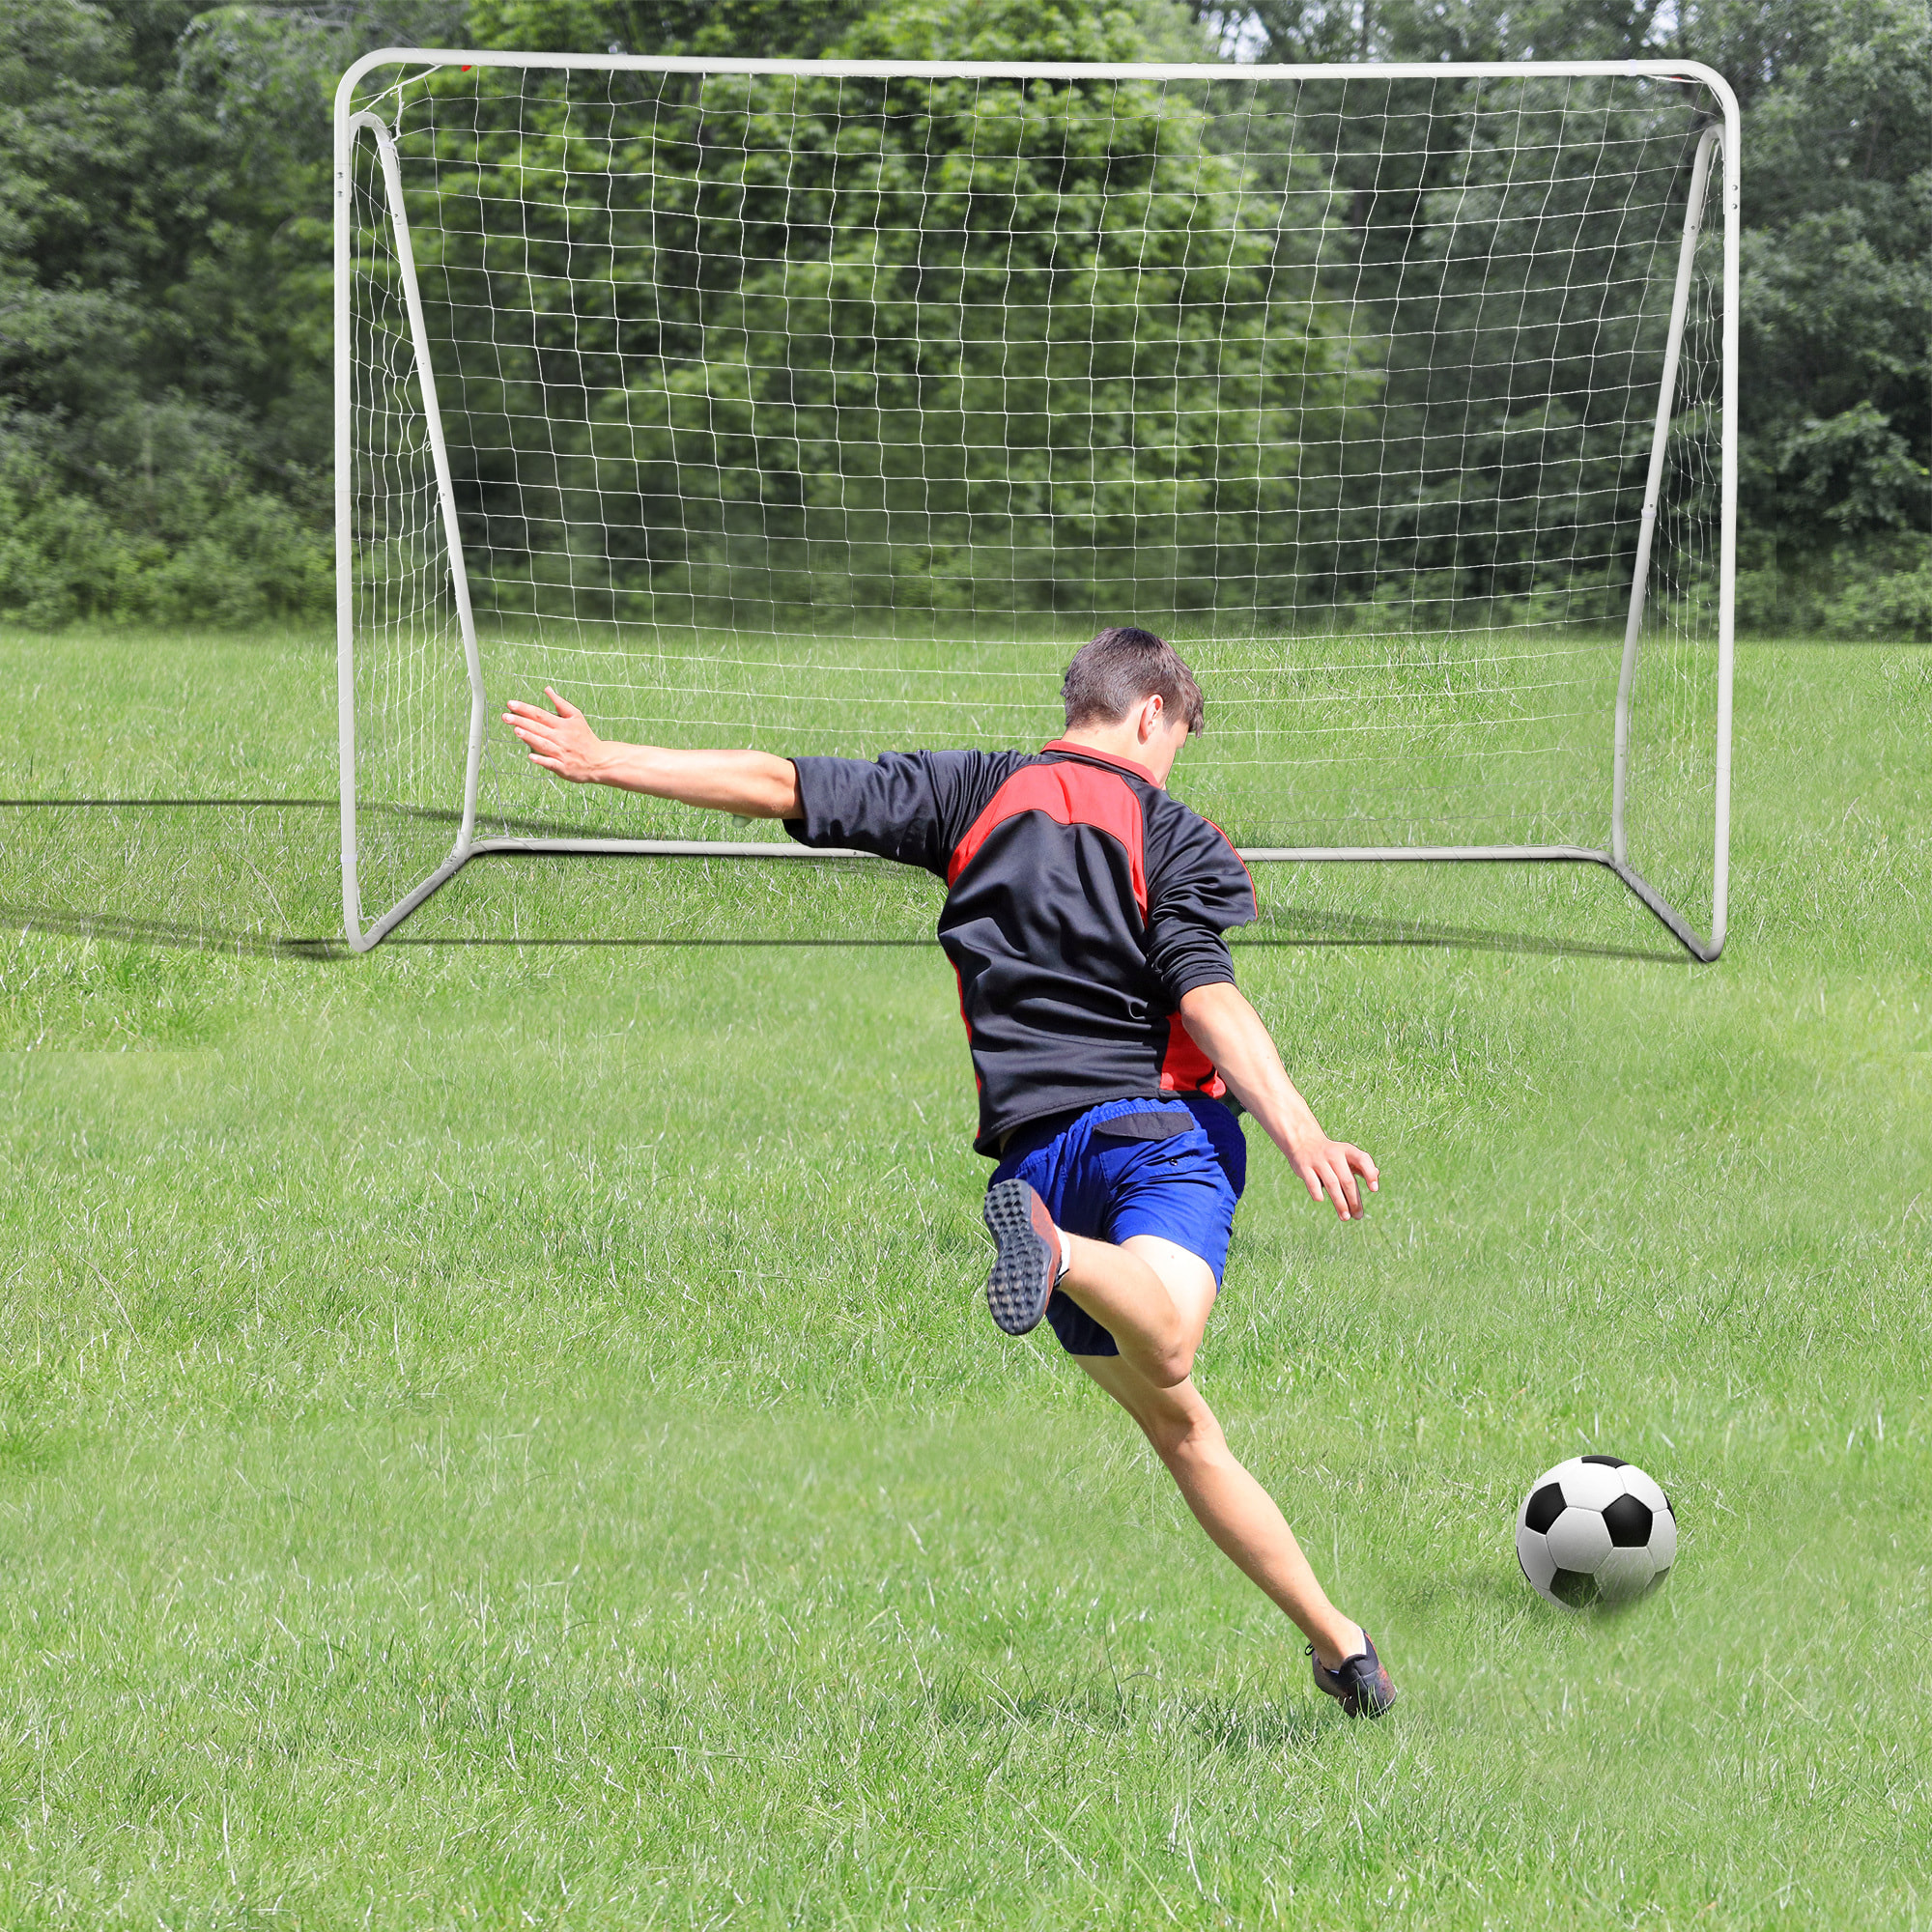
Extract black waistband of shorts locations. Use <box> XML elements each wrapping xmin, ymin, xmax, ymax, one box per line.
<box><xmin>994</xmin><ymin>1092</ymin><xmax>1236</xmax><ymax>1159</ymax></box>
<box><xmin>995</xmin><ymin>1105</ymin><xmax>1091</xmax><ymax>1160</ymax></box>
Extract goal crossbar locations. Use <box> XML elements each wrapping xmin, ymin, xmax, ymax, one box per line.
<box><xmin>335</xmin><ymin>52</ymin><xmax>1740</xmax><ymax>959</ymax></box>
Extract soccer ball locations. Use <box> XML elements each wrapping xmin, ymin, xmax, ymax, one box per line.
<box><xmin>1515</xmin><ymin>1455</ymin><xmax>1676</xmax><ymax>1609</ymax></box>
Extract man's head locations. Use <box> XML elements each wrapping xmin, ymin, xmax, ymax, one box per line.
<box><xmin>1058</xmin><ymin>627</ymin><xmax>1204</xmax><ymax>783</ymax></box>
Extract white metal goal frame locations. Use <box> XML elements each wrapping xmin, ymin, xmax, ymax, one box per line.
<box><xmin>333</xmin><ymin>50</ymin><xmax>1740</xmax><ymax>957</ymax></box>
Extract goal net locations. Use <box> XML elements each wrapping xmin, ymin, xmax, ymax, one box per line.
<box><xmin>336</xmin><ymin>54</ymin><xmax>1736</xmax><ymax>953</ymax></box>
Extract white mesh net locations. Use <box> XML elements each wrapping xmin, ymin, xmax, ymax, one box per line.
<box><xmin>342</xmin><ymin>59</ymin><xmax>1729</xmax><ymax>943</ymax></box>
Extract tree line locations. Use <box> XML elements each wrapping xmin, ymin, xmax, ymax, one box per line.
<box><xmin>2</xmin><ymin>0</ymin><xmax>1926</xmax><ymax>634</ymax></box>
<box><xmin>378</xmin><ymin>52</ymin><xmax>1718</xmax><ymax>635</ymax></box>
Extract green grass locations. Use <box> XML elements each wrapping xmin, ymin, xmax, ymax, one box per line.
<box><xmin>0</xmin><ymin>624</ymin><xmax>1927</xmax><ymax>1926</ymax></box>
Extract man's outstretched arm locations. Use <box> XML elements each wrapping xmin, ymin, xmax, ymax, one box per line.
<box><xmin>503</xmin><ymin>689</ymin><xmax>800</xmax><ymax>818</ymax></box>
<box><xmin>1177</xmin><ymin>980</ymin><xmax>1379</xmax><ymax>1222</ymax></box>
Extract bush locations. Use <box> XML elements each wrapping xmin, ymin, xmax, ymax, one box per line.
<box><xmin>1821</xmin><ymin>534</ymin><xmax>1932</xmax><ymax>640</ymax></box>
<box><xmin>1736</xmin><ymin>535</ymin><xmax>1932</xmax><ymax>641</ymax></box>
<box><xmin>0</xmin><ymin>425</ymin><xmax>331</xmax><ymax>630</ymax></box>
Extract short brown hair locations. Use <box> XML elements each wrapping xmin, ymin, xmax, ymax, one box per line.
<box><xmin>1060</xmin><ymin>627</ymin><xmax>1206</xmax><ymax>735</ymax></box>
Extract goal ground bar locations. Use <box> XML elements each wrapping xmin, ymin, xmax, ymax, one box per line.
<box><xmin>352</xmin><ymin>838</ymin><xmax>1722</xmax><ymax>962</ymax></box>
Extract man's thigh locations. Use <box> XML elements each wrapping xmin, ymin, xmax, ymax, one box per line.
<box><xmin>1070</xmin><ymin>1240</ymin><xmax>1217</xmax><ymax>1438</ymax></box>
<box><xmin>1121</xmin><ymin>1234</ymin><xmax>1217</xmax><ymax>1352</ymax></box>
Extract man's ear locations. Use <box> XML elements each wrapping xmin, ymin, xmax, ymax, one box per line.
<box><xmin>1138</xmin><ymin>693</ymin><xmax>1165</xmax><ymax>741</ymax></box>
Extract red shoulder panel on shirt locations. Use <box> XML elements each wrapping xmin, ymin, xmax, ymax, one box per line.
<box><xmin>948</xmin><ymin>761</ymin><xmax>1148</xmax><ymax>914</ymax></box>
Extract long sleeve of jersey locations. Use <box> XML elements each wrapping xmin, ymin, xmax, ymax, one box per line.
<box><xmin>1143</xmin><ymin>811</ymin><xmax>1257</xmax><ymax>1003</ymax></box>
<box><xmin>783</xmin><ymin>751</ymin><xmax>1013</xmax><ymax>876</ymax></box>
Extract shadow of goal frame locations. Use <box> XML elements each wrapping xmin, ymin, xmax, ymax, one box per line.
<box><xmin>334</xmin><ymin>52</ymin><xmax>1740</xmax><ymax>957</ymax></box>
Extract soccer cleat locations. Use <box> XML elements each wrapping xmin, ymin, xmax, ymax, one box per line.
<box><xmin>981</xmin><ymin>1179</ymin><xmax>1062</xmax><ymax>1336</ymax></box>
<box><xmin>1309</xmin><ymin>1634</ymin><xmax>1398</xmax><ymax>1719</ymax></box>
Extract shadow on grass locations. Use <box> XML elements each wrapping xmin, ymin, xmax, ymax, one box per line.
<box><xmin>0</xmin><ymin>796</ymin><xmax>576</xmax><ymax>834</ymax></box>
<box><xmin>0</xmin><ymin>798</ymin><xmax>1681</xmax><ymax>964</ymax></box>
<box><xmin>1245</xmin><ymin>904</ymin><xmax>1679</xmax><ymax>964</ymax></box>
<box><xmin>0</xmin><ymin>900</ymin><xmax>346</xmax><ymax>959</ymax></box>
<box><xmin>0</xmin><ymin>799</ymin><xmax>350</xmax><ymax>958</ymax></box>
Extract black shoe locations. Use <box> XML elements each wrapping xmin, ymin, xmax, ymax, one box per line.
<box><xmin>1310</xmin><ymin>1634</ymin><xmax>1397</xmax><ymax>1718</ymax></box>
<box><xmin>981</xmin><ymin>1179</ymin><xmax>1061</xmax><ymax>1336</ymax></box>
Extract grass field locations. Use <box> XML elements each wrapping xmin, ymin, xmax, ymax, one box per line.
<box><xmin>0</xmin><ymin>625</ymin><xmax>1927</xmax><ymax>1927</ymax></box>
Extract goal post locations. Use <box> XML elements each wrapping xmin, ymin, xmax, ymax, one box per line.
<box><xmin>334</xmin><ymin>51</ymin><xmax>1740</xmax><ymax>955</ymax></box>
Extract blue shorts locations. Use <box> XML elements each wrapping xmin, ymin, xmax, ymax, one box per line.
<box><xmin>987</xmin><ymin>1094</ymin><xmax>1246</xmax><ymax>1357</ymax></box>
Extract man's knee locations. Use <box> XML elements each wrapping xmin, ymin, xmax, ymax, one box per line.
<box><xmin>1140</xmin><ymin>1394</ymin><xmax>1223</xmax><ymax>1464</ymax></box>
<box><xmin>1140</xmin><ymin>1336</ymin><xmax>1197</xmax><ymax>1389</ymax></box>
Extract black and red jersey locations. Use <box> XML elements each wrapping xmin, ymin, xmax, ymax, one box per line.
<box><xmin>784</xmin><ymin>740</ymin><xmax>1257</xmax><ymax>1155</ymax></box>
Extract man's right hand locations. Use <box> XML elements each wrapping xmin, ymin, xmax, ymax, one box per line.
<box><xmin>504</xmin><ymin>688</ymin><xmax>607</xmax><ymax>783</ymax></box>
<box><xmin>1276</xmin><ymin>1117</ymin><xmax>1379</xmax><ymax>1224</ymax></box>
<box><xmin>501</xmin><ymin>692</ymin><xmax>803</xmax><ymax>817</ymax></box>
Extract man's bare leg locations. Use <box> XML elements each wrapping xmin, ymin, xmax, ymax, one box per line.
<box><xmin>1065</xmin><ymin>1236</ymin><xmax>1366</xmax><ymax>1671</ymax></box>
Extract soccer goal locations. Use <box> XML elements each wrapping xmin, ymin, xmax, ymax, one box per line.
<box><xmin>335</xmin><ymin>51</ymin><xmax>1738</xmax><ymax>954</ymax></box>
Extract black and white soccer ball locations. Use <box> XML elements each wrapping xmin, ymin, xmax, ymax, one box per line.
<box><xmin>1515</xmin><ymin>1455</ymin><xmax>1676</xmax><ymax>1609</ymax></box>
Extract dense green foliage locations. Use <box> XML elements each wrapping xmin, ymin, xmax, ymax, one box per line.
<box><xmin>398</xmin><ymin>7</ymin><xmax>1363</xmax><ymax>629</ymax></box>
<box><xmin>0</xmin><ymin>0</ymin><xmax>462</xmax><ymax>626</ymax></box>
<box><xmin>2</xmin><ymin>0</ymin><xmax>1925</xmax><ymax>629</ymax></box>
<box><xmin>0</xmin><ymin>1</ymin><xmax>327</xmax><ymax>624</ymax></box>
<box><xmin>375</xmin><ymin>12</ymin><xmax>1717</xmax><ymax>631</ymax></box>
<box><xmin>1224</xmin><ymin>0</ymin><xmax>1932</xmax><ymax>633</ymax></box>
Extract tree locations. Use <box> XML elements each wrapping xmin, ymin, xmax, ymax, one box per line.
<box><xmin>382</xmin><ymin>0</ymin><xmax>1367</xmax><ymax>627</ymax></box>
<box><xmin>0</xmin><ymin>0</ymin><xmax>458</xmax><ymax>625</ymax></box>
<box><xmin>1710</xmin><ymin>0</ymin><xmax>1931</xmax><ymax>633</ymax></box>
<box><xmin>1203</xmin><ymin>0</ymin><xmax>1932</xmax><ymax>634</ymax></box>
<box><xmin>466</xmin><ymin>0</ymin><xmax>873</xmax><ymax>59</ymax></box>
<box><xmin>7</xmin><ymin>0</ymin><xmax>1920</xmax><ymax>633</ymax></box>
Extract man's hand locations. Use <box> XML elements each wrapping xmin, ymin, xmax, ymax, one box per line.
<box><xmin>504</xmin><ymin>689</ymin><xmax>607</xmax><ymax>783</ymax></box>
<box><xmin>1176</xmin><ymin>981</ymin><xmax>1379</xmax><ymax>1221</ymax></box>
<box><xmin>1278</xmin><ymin>1120</ymin><xmax>1379</xmax><ymax>1223</ymax></box>
<box><xmin>500</xmin><ymin>691</ymin><xmax>802</xmax><ymax>816</ymax></box>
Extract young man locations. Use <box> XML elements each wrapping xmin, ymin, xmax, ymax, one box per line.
<box><xmin>505</xmin><ymin>627</ymin><xmax>1396</xmax><ymax>1717</ymax></box>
